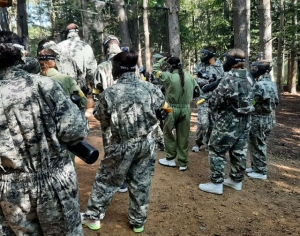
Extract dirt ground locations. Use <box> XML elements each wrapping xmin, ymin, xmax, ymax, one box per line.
<box><xmin>77</xmin><ymin>93</ymin><xmax>300</xmax><ymax>236</ymax></box>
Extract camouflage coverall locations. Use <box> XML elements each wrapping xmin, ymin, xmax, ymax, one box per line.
<box><xmin>57</xmin><ymin>32</ymin><xmax>97</xmax><ymax>90</ymax></box>
<box><xmin>248</xmin><ymin>74</ymin><xmax>279</xmax><ymax>175</ymax></box>
<box><xmin>0</xmin><ymin>67</ymin><xmax>88</xmax><ymax>235</ymax></box>
<box><xmin>83</xmin><ymin>72</ymin><xmax>165</xmax><ymax>228</ymax></box>
<box><xmin>153</xmin><ymin>58</ymin><xmax>199</xmax><ymax>167</ymax></box>
<box><xmin>42</xmin><ymin>41</ymin><xmax>86</xmax><ymax>89</ymax></box>
<box><xmin>208</xmin><ymin>69</ymin><xmax>254</xmax><ymax>183</ymax></box>
<box><xmin>193</xmin><ymin>59</ymin><xmax>224</xmax><ymax>147</ymax></box>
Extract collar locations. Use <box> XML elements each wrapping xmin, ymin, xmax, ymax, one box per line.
<box><xmin>46</xmin><ymin>68</ymin><xmax>60</xmax><ymax>77</ymax></box>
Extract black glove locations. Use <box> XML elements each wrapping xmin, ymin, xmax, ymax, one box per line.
<box><xmin>193</xmin><ymin>87</ymin><xmax>200</xmax><ymax>98</ymax></box>
<box><xmin>197</xmin><ymin>71</ymin><xmax>209</xmax><ymax>80</ymax></box>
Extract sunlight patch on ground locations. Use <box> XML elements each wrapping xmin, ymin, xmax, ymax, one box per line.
<box><xmin>272</xmin><ymin>180</ymin><xmax>300</xmax><ymax>194</ymax></box>
<box><xmin>270</xmin><ymin>163</ymin><xmax>300</xmax><ymax>174</ymax></box>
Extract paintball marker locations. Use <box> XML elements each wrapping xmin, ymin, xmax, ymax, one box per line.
<box><xmin>197</xmin><ymin>70</ymin><xmax>210</xmax><ymax>80</ymax></box>
<box><xmin>67</xmin><ymin>140</ymin><xmax>99</xmax><ymax>164</ymax></box>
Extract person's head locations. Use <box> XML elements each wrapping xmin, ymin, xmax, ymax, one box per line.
<box><xmin>37</xmin><ymin>39</ymin><xmax>59</xmax><ymax>56</ymax></box>
<box><xmin>38</xmin><ymin>49</ymin><xmax>58</xmax><ymax>76</ymax></box>
<box><xmin>112</xmin><ymin>50</ymin><xmax>138</xmax><ymax>79</ymax></box>
<box><xmin>200</xmin><ymin>46</ymin><xmax>216</xmax><ymax>65</ymax></box>
<box><xmin>167</xmin><ymin>56</ymin><xmax>182</xmax><ymax>70</ymax></box>
<box><xmin>0</xmin><ymin>31</ymin><xmax>25</xmax><ymax>69</ymax></box>
<box><xmin>103</xmin><ymin>35</ymin><xmax>121</xmax><ymax>57</ymax></box>
<box><xmin>250</xmin><ymin>60</ymin><xmax>272</xmax><ymax>79</ymax></box>
<box><xmin>60</xmin><ymin>23</ymin><xmax>79</xmax><ymax>41</ymax></box>
<box><xmin>167</xmin><ymin>56</ymin><xmax>185</xmax><ymax>94</ymax></box>
<box><xmin>222</xmin><ymin>48</ymin><xmax>245</xmax><ymax>72</ymax></box>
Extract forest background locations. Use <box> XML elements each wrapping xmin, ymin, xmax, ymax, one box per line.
<box><xmin>0</xmin><ymin>0</ymin><xmax>299</xmax><ymax>95</ymax></box>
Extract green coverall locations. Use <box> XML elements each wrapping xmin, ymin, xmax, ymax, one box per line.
<box><xmin>152</xmin><ymin>58</ymin><xmax>199</xmax><ymax>167</ymax></box>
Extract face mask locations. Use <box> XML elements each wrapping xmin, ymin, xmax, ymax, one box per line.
<box><xmin>107</xmin><ymin>44</ymin><xmax>121</xmax><ymax>56</ymax></box>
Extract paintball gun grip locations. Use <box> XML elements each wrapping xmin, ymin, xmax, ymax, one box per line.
<box><xmin>67</xmin><ymin>140</ymin><xmax>99</xmax><ymax>164</ymax></box>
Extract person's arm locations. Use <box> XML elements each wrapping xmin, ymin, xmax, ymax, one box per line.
<box><xmin>69</xmin><ymin>77</ymin><xmax>88</xmax><ymax>110</ymax></box>
<box><xmin>152</xmin><ymin>58</ymin><xmax>170</xmax><ymax>81</ymax></box>
<box><xmin>38</xmin><ymin>77</ymin><xmax>88</xmax><ymax>144</ymax></box>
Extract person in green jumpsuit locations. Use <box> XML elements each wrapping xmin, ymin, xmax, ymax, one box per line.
<box><xmin>152</xmin><ymin>57</ymin><xmax>199</xmax><ymax>171</ymax></box>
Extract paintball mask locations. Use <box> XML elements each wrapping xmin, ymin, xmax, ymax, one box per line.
<box><xmin>200</xmin><ymin>49</ymin><xmax>216</xmax><ymax>64</ymax></box>
<box><xmin>222</xmin><ymin>53</ymin><xmax>245</xmax><ymax>72</ymax></box>
<box><xmin>250</xmin><ymin>61</ymin><xmax>272</xmax><ymax>79</ymax></box>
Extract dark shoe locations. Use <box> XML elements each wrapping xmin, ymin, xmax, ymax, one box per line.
<box><xmin>157</xmin><ymin>142</ymin><xmax>165</xmax><ymax>151</ymax></box>
<box><xmin>118</xmin><ymin>182</ymin><xmax>128</xmax><ymax>193</ymax></box>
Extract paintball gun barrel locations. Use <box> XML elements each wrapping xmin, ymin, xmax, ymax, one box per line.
<box><xmin>67</xmin><ymin>140</ymin><xmax>99</xmax><ymax>164</ymax></box>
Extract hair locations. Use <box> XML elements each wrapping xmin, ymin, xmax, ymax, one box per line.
<box><xmin>113</xmin><ymin>50</ymin><xmax>138</xmax><ymax>68</ymax></box>
<box><xmin>228</xmin><ymin>48</ymin><xmax>245</xmax><ymax>69</ymax></box>
<box><xmin>204</xmin><ymin>45</ymin><xmax>216</xmax><ymax>54</ymax></box>
<box><xmin>38</xmin><ymin>49</ymin><xmax>58</xmax><ymax>74</ymax></box>
<box><xmin>168</xmin><ymin>57</ymin><xmax>185</xmax><ymax>94</ymax></box>
<box><xmin>0</xmin><ymin>31</ymin><xmax>24</xmax><ymax>69</ymax></box>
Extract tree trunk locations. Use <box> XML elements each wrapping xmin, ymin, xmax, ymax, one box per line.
<box><xmin>258</xmin><ymin>0</ymin><xmax>272</xmax><ymax>61</ymax></box>
<box><xmin>165</xmin><ymin>0</ymin><xmax>181</xmax><ymax>57</ymax></box>
<box><xmin>131</xmin><ymin>0</ymin><xmax>142</xmax><ymax>67</ymax></box>
<box><xmin>0</xmin><ymin>8</ymin><xmax>10</xmax><ymax>31</ymax></box>
<box><xmin>276</xmin><ymin>0</ymin><xmax>284</xmax><ymax>93</ymax></box>
<box><xmin>114</xmin><ymin>0</ymin><xmax>131</xmax><ymax>48</ymax></box>
<box><xmin>17</xmin><ymin>0</ymin><xmax>29</xmax><ymax>52</ymax></box>
<box><xmin>224</xmin><ymin>0</ymin><xmax>230</xmax><ymax>21</ymax></box>
<box><xmin>287</xmin><ymin>0</ymin><xmax>297</xmax><ymax>94</ymax></box>
<box><xmin>143</xmin><ymin>0</ymin><xmax>151</xmax><ymax>72</ymax></box>
<box><xmin>81</xmin><ymin>0</ymin><xmax>89</xmax><ymax>43</ymax></box>
<box><xmin>232</xmin><ymin>0</ymin><xmax>250</xmax><ymax>69</ymax></box>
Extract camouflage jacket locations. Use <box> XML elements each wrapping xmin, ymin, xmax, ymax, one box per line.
<box><xmin>93</xmin><ymin>55</ymin><xmax>115</xmax><ymax>92</ymax></box>
<box><xmin>209</xmin><ymin>69</ymin><xmax>254</xmax><ymax>114</ymax></box>
<box><xmin>193</xmin><ymin>59</ymin><xmax>224</xmax><ymax>88</ymax></box>
<box><xmin>0</xmin><ymin>67</ymin><xmax>88</xmax><ymax>173</ymax></box>
<box><xmin>253</xmin><ymin>73</ymin><xmax>279</xmax><ymax>115</ymax></box>
<box><xmin>94</xmin><ymin>72</ymin><xmax>165</xmax><ymax>147</ymax></box>
<box><xmin>57</xmin><ymin>35</ymin><xmax>97</xmax><ymax>87</ymax></box>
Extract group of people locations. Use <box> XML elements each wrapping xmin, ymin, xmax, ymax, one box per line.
<box><xmin>0</xmin><ymin>24</ymin><xmax>279</xmax><ymax>236</ymax></box>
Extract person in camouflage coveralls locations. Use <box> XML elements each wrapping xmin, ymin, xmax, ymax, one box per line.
<box><xmin>199</xmin><ymin>48</ymin><xmax>254</xmax><ymax>195</ymax></box>
<box><xmin>81</xmin><ymin>51</ymin><xmax>165</xmax><ymax>233</ymax></box>
<box><xmin>37</xmin><ymin>39</ymin><xmax>87</xmax><ymax>91</ymax></box>
<box><xmin>58</xmin><ymin>23</ymin><xmax>97</xmax><ymax>92</ymax></box>
<box><xmin>91</xmin><ymin>35</ymin><xmax>121</xmax><ymax>100</ymax></box>
<box><xmin>0</xmin><ymin>31</ymin><xmax>88</xmax><ymax>235</ymax></box>
<box><xmin>192</xmin><ymin>46</ymin><xmax>224</xmax><ymax>152</ymax></box>
<box><xmin>246</xmin><ymin>60</ymin><xmax>279</xmax><ymax>180</ymax></box>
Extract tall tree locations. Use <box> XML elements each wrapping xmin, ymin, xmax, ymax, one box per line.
<box><xmin>287</xmin><ymin>0</ymin><xmax>297</xmax><ymax>94</ymax></box>
<box><xmin>81</xmin><ymin>0</ymin><xmax>89</xmax><ymax>43</ymax></box>
<box><xmin>114</xmin><ymin>0</ymin><xmax>131</xmax><ymax>48</ymax></box>
<box><xmin>143</xmin><ymin>0</ymin><xmax>151</xmax><ymax>72</ymax></box>
<box><xmin>232</xmin><ymin>0</ymin><xmax>250</xmax><ymax>68</ymax></box>
<box><xmin>17</xmin><ymin>0</ymin><xmax>29</xmax><ymax>51</ymax></box>
<box><xmin>165</xmin><ymin>0</ymin><xmax>181</xmax><ymax>57</ymax></box>
<box><xmin>276</xmin><ymin>0</ymin><xmax>284</xmax><ymax>93</ymax></box>
<box><xmin>258</xmin><ymin>0</ymin><xmax>272</xmax><ymax>61</ymax></box>
<box><xmin>0</xmin><ymin>8</ymin><xmax>10</xmax><ymax>31</ymax></box>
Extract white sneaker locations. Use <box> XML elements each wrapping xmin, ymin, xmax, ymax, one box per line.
<box><xmin>245</xmin><ymin>167</ymin><xmax>253</xmax><ymax>173</ymax></box>
<box><xmin>100</xmin><ymin>213</ymin><xmax>105</xmax><ymax>220</ymax></box>
<box><xmin>199</xmin><ymin>182</ymin><xmax>223</xmax><ymax>195</ymax></box>
<box><xmin>191</xmin><ymin>145</ymin><xmax>199</xmax><ymax>152</ymax></box>
<box><xmin>159</xmin><ymin>158</ymin><xmax>176</xmax><ymax>167</ymax></box>
<box><xmin>223</xmin><ymin>178</ymin><xmax>242</xmax><ymax>190</ymax></box>
<box><xmin>179</xmin><ymin>166</ymin><xmax>187</xmax><ymax>171</ymax></box>
<box><xmin>247</xmin><ymin>172</ymin><xmax>267</xmax><ymax>180</ymax></box>
<box><xmin>81</xmin><ymin>213</ymin><xmax>101</xmax><ymax>230</ymax></box>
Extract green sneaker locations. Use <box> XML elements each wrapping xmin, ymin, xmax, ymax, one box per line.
<box><xmin>133</xmin><ymin>225</ymin><xmax>144</xmax><ymax>233</ymax></box>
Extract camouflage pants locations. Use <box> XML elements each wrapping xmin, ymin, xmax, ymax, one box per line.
<box><xmin>84</xmin><ymin>137</ymin><xmax>157</xmax><ymax>228</ymax></box>
<box><xmin>248</xmin><ymin>114</ymin><xmax>274</xmax><ymax>175</ymax></box>
<box><xmin>0</xmin><ymin>162</ymin><xmax>83</xmax><ymax>236</ymax></box>
<box><xmin>208</xmin><ymin>111</ymin><xmax>251</xmax><ymax>183</ymax></box>
<box><xmin>195</xmin><ymin>103</ymin><xmax>209</xmax><ymax>147</ymax></box>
